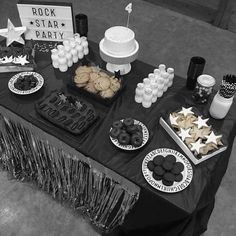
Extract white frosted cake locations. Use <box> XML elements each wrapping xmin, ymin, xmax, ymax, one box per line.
<box><xmin>103</xmin><ymin>26</ymin><xmax>136</xmax><ymax>55</ymax></box>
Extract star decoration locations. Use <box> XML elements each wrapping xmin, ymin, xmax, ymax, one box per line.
<box><xmin>190</xmin><ymin>139</ymin><xmax>205</xmax><ymax>154</ymax></box>
<box><xmin>205</xmin><ymin>131</ymin><xmax>222</xmax><ymax>145</ymax></box>
<box><xmin>17</xmin><ymin>55</ymin><xmax>29</xmax><ymax>65</ymax></box>
<box><xmin>0</xmin><ymin>19</ymin><xmax>27</xmax><ymax>46</ymax></box>
<box><xmin>59</xmin><ymin>94</ymin><xmax>67</xmax><ymax>103</ymax></box>
<box><xmin>0</xmin><ymin>56</ymin><xmax>13</xmax><ymax>64</ymax></box>
<box><xmin>193</xmin><ymin>116</ymin><xmax>209</xmax><ymax>129</ymax></box>
<box><xmin>75</xmin><ymin>101</ymin><xmax>83</xmax><ymax>109</ymax></box>
<box><xmin>169</xmin><ymin>114</ymin><xmax>178</xmax><ymax>126</ymax></box>
<box><xmin>178</xmin><ymin>128</ymin><xmax>191</xmax><ymax>141</ymax></box>
<box><xmin>12</xmin><ymin>56</ymin><xmax>21</xmax><ymax>64</ymax></box>
<box><xmin>178</xmin><ymin>107</ymin><xmax>194</xmax><ymax>117</ymax></box>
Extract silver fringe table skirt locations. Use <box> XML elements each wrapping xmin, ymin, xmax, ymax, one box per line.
<box><xmin>0</xmin><ymin>105</ymin><xmax>140</xmax><ymax>232</ymax></box>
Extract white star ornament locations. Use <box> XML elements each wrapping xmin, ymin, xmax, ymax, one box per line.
<box><xmin>0</xmin><ymin>19</ymin><xmax>26</xmax><ymax>46</ymax></box>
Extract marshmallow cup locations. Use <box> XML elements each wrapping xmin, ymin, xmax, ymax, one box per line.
<box><xmin>59</xmin><ymin>64</ymin><xmax>68</xmax><ymax>72</ymax></box>
<box><xmin>78</xmin><ymin>52</ymin><xmax>84</xmax><ymax>59</ymax></box>
<box><xmin>83</xmin><ymin>48</ymin><xmax>89</xmax><ymax>55</ymax></box>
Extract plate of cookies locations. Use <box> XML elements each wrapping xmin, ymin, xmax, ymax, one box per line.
<box><xmin>109</xmin><ymin>118</ymin><xmax>149</xmax><ymax>150</ymax></box>
<box><xmin>69</xmin><ymin>64</ymin><xmax>124</xmax><ymax>106</ymax></box>
<box><xmin>160</xmin><ymin>106</ymin><xmax>227</xmax><ymax>164</ymax></box>
<box><xmin>142</xmin><ymin>148</ymin><xmax>193</xmax><ymax>193</ymax></box>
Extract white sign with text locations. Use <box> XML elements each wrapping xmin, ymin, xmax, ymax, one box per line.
<box><xmin>17</xmin><ymin>3</ymin><xmax>74</xmax><ymax>41</ymax></box>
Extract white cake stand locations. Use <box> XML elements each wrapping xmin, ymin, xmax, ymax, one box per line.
<box><xmin>99</xmin><ymin>39</ymin><xmax>139</xmax><ymax>75</ymax></box>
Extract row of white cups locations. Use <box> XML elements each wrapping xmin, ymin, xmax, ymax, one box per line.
<box><xmin>135</xmin><ymin>64</ymin><xmax>174</xmax><ymax>108</ymax></box>
<box><xmin>51</xmin><ymin>33</ymin><xmax>89</xmax><ymax>72</ymax></box>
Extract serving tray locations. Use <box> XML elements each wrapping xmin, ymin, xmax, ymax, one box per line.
<box><xmin>35</xmin><ymin>90</ymin><xmax>98</xmax><ymax>135</ymax></box>
<box><xmin>67</xmin><ymin>60</ymin><xmax>125</xmax><ymax>106</ymax></box>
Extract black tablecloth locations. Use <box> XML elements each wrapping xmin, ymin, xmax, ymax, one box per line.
<box><xmin>0</xmin><ymin>41</ymin><xmax>235</xmax><ymax>236</ymax></box>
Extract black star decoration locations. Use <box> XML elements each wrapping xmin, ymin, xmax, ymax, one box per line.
<box><xmin>30</xmin><ymin>21</ymin><xmax>34</xmax><ymax>25</ymax></box>
<box><xmin>61</xmin><ymin>23</ymin><xmax>65</xmax><ymax>27</ymax></box>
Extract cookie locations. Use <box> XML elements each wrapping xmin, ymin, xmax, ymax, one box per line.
<box><xmin>89</xmin><ymin>72</ymin><xmax>100</xmax><ymax>82</ymax></box>
<box><xmin>84</xmin><ymin>82</ymin><xmax>98</xmax><ymax>94</ymax></box>
<box><xmin>75</xmin><ymin>66</ymin><xmax>92</xmax><ymax>75</ymax></box>
<box><xmin>99</xmin><ymin>71</ymin><xmax>110</xmax><ymax>78</ymax></box>
<box><xmin>110</xmin><ymin>77</ymin><xmax>121</xmax><ymax>93</ymax></box>
<box><xmin>74</xmin><ymin>73</ymin><xmax>90</xmax><ymax>84</ymax></box>
<box><xmin>94</xmin><ymin>77</ymin><xmax>111</xmax><ymax>91</ymax></box>
<box><xmin>91</xmin><ymin>66</ymin><xmax>100</xmax><ymax>73</ymax></box>
<box><xmin>100</xmin><ymin>88</ymin><xmax>114</xmax><ymax>98</ymax></box>
<box><xmin>75</xmin><ymin>82</ymin><xmax>87</xmax><ymax>88</ymax></box>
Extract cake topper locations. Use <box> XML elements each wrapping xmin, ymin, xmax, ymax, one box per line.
<box><xmin>125</xmin><ymin>3</ymin><xmax>132</xmax><ymax>28</ymax></box>
<box><xmin>0</xmin><ymin>19</ymin><xmax>26</xmax><ymax>47</ymax></box>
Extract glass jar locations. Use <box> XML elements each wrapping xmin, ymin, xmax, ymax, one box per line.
<box><xmin>192</xmin><ymin>74</ymin><xmax>215</xmax><ymax>104</ymax></box>
<box><xmin>209</xmin><ymin>92</ymin><xmax>234</xmax><ymax>119</ymax></box>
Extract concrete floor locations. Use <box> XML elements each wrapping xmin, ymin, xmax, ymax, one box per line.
<box><xmin>0</xmin><ymin>0</ymin><xmax>236</xmax><ymax>235</ymax></box>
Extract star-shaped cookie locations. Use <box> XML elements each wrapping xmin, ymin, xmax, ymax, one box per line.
<box><xmin>193</xmin><ymin>116</ymin><xmax>209</xmax><ymax>129</ymax></box>
<box><xmin>190</xmin><ymin>139</ymin><xmax>205</xmax><ymax>154</ymax></box>
<box><xmin>190</xmin><ymin>125</ymin><xmax>211</xmax><ymax>140</ymax></box>
<box><xmin>178</xmin><ymin>107</ymin><xmax>194</xmax><ymax>117</ymax></box>
<box><xmin>205</xmin><ymin>131</ymin><xmax>222</xmax><ymax>145</ymax></box>
<box><xmin>169</xmin><ymin>113</ymin><xmax>178</xmax><ymax>126</ymax></box>
<box><xmin>178</xmin><ymin>128</ymin><xmax>191</xmax><ymax>141</ymax></box>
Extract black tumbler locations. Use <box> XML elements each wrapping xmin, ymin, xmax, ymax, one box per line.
<box><xmin>186</xmin><ymin>56</ymin><xmax>206</xmax><ymax>90</ymax></box>
<box><xmin>75</xmin><ymin>14</ymin><xmax>88</xmax><ymax>37</ymax></box>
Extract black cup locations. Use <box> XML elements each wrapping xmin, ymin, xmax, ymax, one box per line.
<box><xmin>186</xmin><ymin>56</ymin><xmax>206</xmax><ymax>90</ymax></box>
<box><xmin>75</xmin><ymin>14</ymin><xmax>88</xmax><ymax>37</ymax></box>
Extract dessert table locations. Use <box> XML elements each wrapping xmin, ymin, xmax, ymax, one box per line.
<box><xmin>0</xmin><ymin>41</ymin><xmax>235</xmax><ymax>236</ymax></box>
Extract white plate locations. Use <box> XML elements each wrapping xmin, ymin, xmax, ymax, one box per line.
<box><xmin>8</xmin><ymin>71</ymin><xmax>44</xmax><ymax>95</ymax></box>
<box><xmin>110</xmin><ymin>119</ymin><xmax>149</xmax><ymax>150</ymax></box>
<box><xmin>142</xmin><ymin>148</ymin><xmax>193</xmax><ymax>193</ymax></box>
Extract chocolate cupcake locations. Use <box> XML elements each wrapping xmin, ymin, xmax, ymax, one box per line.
<box><xmin>162</xmin><ymin>179</ymin><xmax>173</xmax><ymax>186</ymax></box>
<box><xmin>171</xmin><ymin>162</ymin><xmax>184</xmax><ymax>174</ymax></box>
<box><xmin>154</xmin><ymin>166</ymin><xmax>165</xmax><ymax>176</ymax></box>
<box><xmin>165</xmin><ymin>155</ymin><xmax>176</xmax><ymax>163</ymax></box>
<box><xmin>153</xmin><ymin>155</ymin><xmax>164</xmax><ymax>166</ymax></box>
<box><xmin>162</xmin><ymin>160</ymin><xmax>173</xmax><ymax>171</ymax></box>
<box><xmin>147</xmin><ymin>161</ymin><xmax>155</xmax><ymax>171</ymax></box>
<box><xmin>175</xmin><ymin>173</ymin><xmax>183</xmax><ymax>182</ymax></box>
<box><xmin>153</xmin><ymin>172</ymin><xmax>162</xmax><ymax>181</ymax></box>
